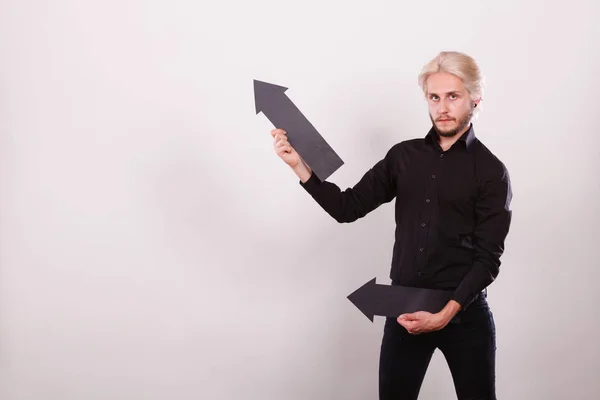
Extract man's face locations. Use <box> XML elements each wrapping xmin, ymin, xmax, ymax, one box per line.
<box><xmin>425</xmin><ymin>72</ymin><xmax>475</xmax><ymax>137</ymax></box>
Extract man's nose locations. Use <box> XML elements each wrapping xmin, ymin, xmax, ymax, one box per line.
<box><xmin>437</xmin><ymin>99</ymin><xmax>449</xmax><ymax>113</ymax></box>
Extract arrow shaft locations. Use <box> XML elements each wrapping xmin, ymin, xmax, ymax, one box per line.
<box><xmin>370</xmin><ymin>284</ymin><xmax>453</xmax><ymax>317</ymax></box>
<box><xmin>261</xmin><ymin>95</ymin><xmax>309</xmax><ymax>134</ymax></box>
<box><xmin>261</xmin><ymin>95</ymin><xmax>343</xmax><ymax>181</ymax></box>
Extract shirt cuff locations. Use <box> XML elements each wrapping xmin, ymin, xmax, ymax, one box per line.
<box><xmin>299</xmin><ymin>172</ymin><xmax>321</xmax><ymax>193</ymax></box>
<box><xmin>450</xmin><ymin>288</ymin><xmax>479</xmax><ymax>310</ymax></box>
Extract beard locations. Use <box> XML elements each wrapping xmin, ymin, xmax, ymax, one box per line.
<box><xmin>430</xmin><ymin>107</ymin><xmax>473</xmax><ymax>138</ymax></box>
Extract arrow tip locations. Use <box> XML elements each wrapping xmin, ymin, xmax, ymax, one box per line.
<box><xmin>253</xmin><ymin>79</ymin><xmax>288</xmax><ymax>115</ymax></box>
<box><xmin>347</xmin><ymin>277</ymin><xmax>377</xmax><ymax>322</ymax></box>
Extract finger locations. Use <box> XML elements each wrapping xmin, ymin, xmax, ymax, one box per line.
<box><xmin>274</xmin><ymin>133</ymin><xmax>288</xmax><ymax>145</ymax></box>
<box><xmin>400</xmin><ymin>320</ymin><xmax>416</xmax><ymax>331</ymax></box>
<box><xmin>271</xmin><ymin>128</ymin><xmax>286</xmax><ymax>138</ymax></box>
<box><xmin>276</xmin><ymin>142</ymin><xmax>292</xmax><ymax>155</ymax></box>
<box><xmin>406</xmin><ymin>322</ymin><xmax>422</xmax><ymax>332</ymax></box>
<box><xmin>409</xmin><ymin>324</ymin><xmax>421</xmax><ymax>334</ymax></box>
<box><xmin>276</xmin><ymin>140</ymin><xmax>291</xmax><ymax>151</ymax></box>
<box><xmin>277</xmin><ymin>139</ymin><xmax>291</xmax><ymax>152</ymax></box>
<box><xmin>399</xmin><ymin>313</ymin><xmax>416</xmax><ymax>321</ymax></box>
<box><xmin>275</xmin><ymin>136</ymin><xmax>289</xmax><ymax>146</ymax></box>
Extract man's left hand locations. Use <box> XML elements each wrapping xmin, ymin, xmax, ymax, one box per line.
<box><xmin>397</xmin><ymin>311</ymin><xmax>449</xmax><ymax>335</ymax></box>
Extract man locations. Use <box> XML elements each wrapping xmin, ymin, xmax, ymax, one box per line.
<box><xmin>270</xmin><ymin>51</ymin><xmax>512</xmax><ymax>400</ymax></box>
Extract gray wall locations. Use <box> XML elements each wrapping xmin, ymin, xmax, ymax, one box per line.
<box><xmin>1</xmin><ymin>0</ymin><xmax>598</xmax><ymax>399</ymax></box>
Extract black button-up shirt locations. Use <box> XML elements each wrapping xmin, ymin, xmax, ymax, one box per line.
<box><xmin>300</xmin><ymin>123</ymin><xmax>513</xmax><ymax>309</ymax></box>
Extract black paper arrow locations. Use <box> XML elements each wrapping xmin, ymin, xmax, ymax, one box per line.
<box><xmin>254</xmin><ymin>79</ymin><xmax>344</xmax><ymax>181</ymax></box>
<box><xmin>347</xmin><ymin>278</ymin><xmax>454</xmax><ymax>322</ymax></box>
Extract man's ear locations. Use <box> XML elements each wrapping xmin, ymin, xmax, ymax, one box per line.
<box><xmin>473</xmin><ymin>98</ymin><xmax>482</xmax><ymax>108</ymax></box>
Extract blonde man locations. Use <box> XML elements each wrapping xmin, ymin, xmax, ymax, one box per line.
<box><xmin>271</xmin><ymin>51</ymin><xmax>512</xmax><ymax>400</ymax></box>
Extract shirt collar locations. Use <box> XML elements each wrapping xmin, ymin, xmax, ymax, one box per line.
<box><xmin>425</xmin><ymin>123</ymin><xmax>477</xmax><ymax>151</ymax></box>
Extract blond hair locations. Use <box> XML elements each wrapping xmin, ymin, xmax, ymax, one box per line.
<box><xmin>418</xmin><ymin>51</ymin><xmax>484</xmax><ymax>104</ymax></box>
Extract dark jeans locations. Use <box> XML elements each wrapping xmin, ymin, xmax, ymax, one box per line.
<box><xmin>378</xmin><ymin>292</ymin><xmax>496</xmax><ymax>400</ymax></box>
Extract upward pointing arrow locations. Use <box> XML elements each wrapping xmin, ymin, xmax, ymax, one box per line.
<box><xmin>254</xmin><ymin>79</ymin><xmax>344</xmax><ymax>181</ymax></box>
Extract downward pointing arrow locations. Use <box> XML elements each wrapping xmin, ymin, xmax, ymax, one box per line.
<box><xmin>254</xmin><ymin>79</ymin><xmax>344</xmax><ymax>181</ymax></box>
<box><xmin>347</xmin><ymin>278</ymin><xmax>454</xmax><ymax>322</ymax></box>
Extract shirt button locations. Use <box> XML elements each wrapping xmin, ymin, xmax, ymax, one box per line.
<box><xmin>419</xmin><ymin>247</ymin><xmax>424</xmax><ymax>252</ymax></box>
<box><xmin>421</xmin><ymin>223</ymin><xmax>426</xmax><ymax>227</ymax></box>
<box><xmin>431</xmin><ymin>174</ymin><xmax>436</xmax><ymax>179</ymax></box>
<box><xmin>425</xmin><ymin>198</ymin><xmax>430</xmax><ymax>203</ymax></box>
<box><xmin>440</xmin><ymin>154</ymin><xmax>444</xmax><ymax>158</ymax></box>
<box><xmin>417</xmin><ymin>272</ymin><xmax>422</xmax><ymax>276</ymax></box>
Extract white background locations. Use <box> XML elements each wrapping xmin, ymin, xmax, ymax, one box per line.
<box><xmin>1</xmin><ymin>0</ymin><xmax>599</xmax><ymax>399</ymax></box>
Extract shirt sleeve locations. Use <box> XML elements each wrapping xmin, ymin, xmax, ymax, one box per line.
<box><xmin>299</xmin><ymin>145</ymin><xmax>398</xmax><ymax>223</ymax></box>
<box><xmin>451</xmin><ymin>162</ymin><xmax>513</xmax><ymax>309</ymax></box>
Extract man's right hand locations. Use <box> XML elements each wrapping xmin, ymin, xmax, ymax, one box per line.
<box><xmin>271</xmin><ymin>128</ymin><xmax>313</xmax><ymax>182</ymax></box>
<box><xmin>271</xmin><ymin>128</ymin><xmax>301</xmax><ymax>167</ymax></box>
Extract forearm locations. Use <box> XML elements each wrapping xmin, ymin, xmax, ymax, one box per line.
<box><xmin>298</xmin><ymin>171</ymin><xmax>363</xmax><ymax>223</ymax></box>
<box><xmin>291</xmin><ymin>159</ymin><xmax>313</xmax><ymax>183</ymax></box>
<box><xmin>297</xmin><ymin>155</ymin><xmax>396</xmax><ymax>223</ymax></box>
<box><xmin>450</xmin><ymin>163</ymin><xmax>512</xmax><ymax>309</ymax></box>
<box><xmin>451</xmin><ymin>258</ymin><xmax>497</xmax><ymax>309</ymax></box>
<box><xmin>437</xmin><ymin>299</ymin><xmax>462</xmax><ymax>323</ymax></box>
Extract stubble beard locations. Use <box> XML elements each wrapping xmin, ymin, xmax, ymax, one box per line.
<box><xmin>430</xmin><ymin>107</ymin><xmax>474</xmax><ymax>138</ymax></box>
